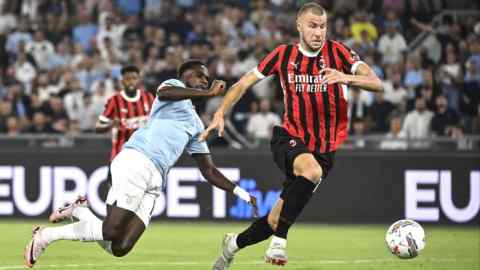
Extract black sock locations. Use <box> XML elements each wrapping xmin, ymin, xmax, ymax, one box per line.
<box><xmin>274</xmin><ymin>176</ymin><xmax>315</xmax><ymax>239</ymax></box>
<box><xmin>236</xmin><ymin>215</ymin><xmax>274</xmax><ymax>249</ymax></box>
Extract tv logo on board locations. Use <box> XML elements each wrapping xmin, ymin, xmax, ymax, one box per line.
<box><xmin>229</xmin><ymin>178</ymin><xmax>280</xmax><ymax>219</ymax></box>
<box><xmin>405</xmin><ymin>170</ymin><xmax>480</xmax><ymax>223</ymax></box>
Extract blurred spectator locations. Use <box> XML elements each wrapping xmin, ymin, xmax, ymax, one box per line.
<box><xmin>5</xmin><ymin>16</ymin><xmax>32</xmax><ymax>54</ymax></box>
<box><xmin>72</xmin><ymin>13</ymin><xmax>97</xmax><ymax>52</ymax></box>
<box><xmin>41</xmin><ymin>94</ymin><xmax>69</xmax><ymax>133</ymax></box>
<box><xmin>96</xmin><ymin>12</ymin><xmax>125</xmax><ymax>53</ymax></box>
<box><xmin>431</xmin><ymin>95</ymin><xmax>459</xmax><ymax>136</ymax></box>
<box><xmin>14</xmin><ymin>52</ymin><xmax>36</xmax><ymax>93</ymax></box>
<box><xmin>6</xmin><ymin>116</ymin><xmax>21</xmax><ymax>136</ymax></box>
<box><xmin>0</xmin><ymin>5</ymin><xmax>17</xmax><ymax>35</ymax></box>
<box><xmin>439</xmin><ymin>46</ymin><xmax>462</xmax><ymax>111</ymax></box>
<box><xmin>350</xmin><ymin>118</ymin><xmax>366</xmax><ymax>148</ymax></box>
<box><xmin>380</xmin><ymin>115</ymin><xmax>407</xmax><ymax>150</ymax></box>
<box><xmin>368</xmin><ymin>92</ymin><xmax>394</xmax><ymax>133</ymax></box>
<box><xmin>78</xmin><ymin>93</ymin><xmax>99</xmax><ymax>132</ymax></box>
<box><xmin>350</xmin><ymin>12</ymin><xmax>378</xmax><ymax>43</ymax></box>
<box><xmin>26</xmin><ymin>30</ymin><xmax>55</xmax><ymax>70</ymax></box>
<box><xmin>377</xmin><ymin>22</ymin><xmax>407</xmax><ymax>64</ymax></box>
<box><xmin>0</xmin><ymin>99</ymin><xmax>13</xmax><ymax>132</ymax></box>
<box><xmin>246</xmin><ymin>99</ymin><xmax>281</xmax><ymax>145</ymax></box>
<box><xmin>348</xmin><ymin>88</ymin><xmax>369</xmax><ymax>132</ymax></box>
<box><xmin>7</xmin><ymin>83</ymin><xmax>31</xmax><ymax>128</ymax></box>
<box><xmin>116</xmin><ymin>0</ymin><xmax>142</xmax><ymax>16</ymax></box>
<box><xmin>404</xmin><ymin>54</ymin><xmax>424</xmax><ymax>90</ymax></box>
<box><xmin>27</xmin><ymin>111</ymin><xmax>55</xmax><ymax>133</ymax></box>
<box><xmin>64</xmin><ymin>79</ymin><xmax>86</xmax><ymax>123</ymax></box>
<box><xmin>383</xmin><ymin>68</ymin><xmax>408</xmax><ymax>106</ymax></box>
<box><xmin>401</xmin><ymin>97</ymin><xmax>434</xmax><ymax>148</ymax></box>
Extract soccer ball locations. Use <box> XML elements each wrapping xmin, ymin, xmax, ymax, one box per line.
<box><xmin>385</xmin><ymin>219</ymin><xmax>426</xmax><ymax>259</ymax></box>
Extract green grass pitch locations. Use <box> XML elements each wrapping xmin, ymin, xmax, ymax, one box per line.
<box><xmin>0</xmin><ymin>221</ymin><xmax>478</xmax><ymax>270</ymax></box>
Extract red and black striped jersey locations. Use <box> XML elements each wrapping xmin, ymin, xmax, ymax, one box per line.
<box><xmin>99</xmin><ymin>89</ymin><xmax>155</xmax><ymax>161</ymax></box>
<box><xmin>254</xmin><ymin>41</ymin><xmax>363</xmax><ymax>153</ymax></box>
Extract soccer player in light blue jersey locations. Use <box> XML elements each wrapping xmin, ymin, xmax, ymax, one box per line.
<box><xmin>24</xmin><ymin>60</ymin><xmax>258</xmax><ymax>268</ymax></box>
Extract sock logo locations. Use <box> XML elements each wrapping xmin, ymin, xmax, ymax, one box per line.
<box><xmin>289</xmin><ymin>139</ymin><xmax>296</xmax><ymax>147</ymax></box>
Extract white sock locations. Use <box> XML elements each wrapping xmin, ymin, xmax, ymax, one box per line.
<box><xmin>71</xmin><ymin>206</ymin><xmax>113</xmax><ymax>255</ymax></box>
<box><xmin>270</xmin><ymin>236</ymin><xmax>287</xmax><ymax>247</ymax></box>
<box><xmin>228</xmin><ymin>234</ymin><xmax>240</xmax><ymax>254</ymax></box>
<box><xmin>42</xmin><ymin>219</ymin><xmax>103</xmax><ymax>243</ymax></box>
<box><xmin>72</xmin><ymin>207</ymin><xmax>98</xmax><ymax>221</ymax></box>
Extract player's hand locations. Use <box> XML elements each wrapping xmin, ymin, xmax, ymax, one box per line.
<box><xmin>199</xmin><ymin>112</ymin><xmax>225</xmax><ymax>141</ymax></box>
<box><xmin>208</xmin><ymin>80</ymin><xmax>226</xmax><ymax>96</ymax></box>
<box><xmin>320</xmin><ymin>68</ymin><xmax>349</xmax><ymax>85</ymax></box>
<box><xmin>249</xmin><ymin>195</ymin><xmax>259</xmax><ymax>218</ymax></box>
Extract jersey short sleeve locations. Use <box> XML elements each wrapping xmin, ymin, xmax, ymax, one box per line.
<box><xmin>253</xmin><ymin>45</ymin><xmax>285</xmax><ymax>79</ymax></box>
<box><xmin>98</xmin><ymin>96</ymin><xmax>116</xmax><ymax>123</ymax></box>
<box><xmin>186</xmin><ymin>133</ymin><xmax>210</xmax><ymax>155</ymax></box>
<box><xmin>334</xmin><ymin>41</ymin><xmax>364</xmax><ymax>75</ymax></box>
<box><xmin>157</xmin><ymin>79</ymin><xmax>186</xmax><ymax>91</ymax></box>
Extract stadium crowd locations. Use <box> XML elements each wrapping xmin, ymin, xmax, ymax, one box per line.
<box><xmin>0</xmin><ymin>0</ymin><xmax>479</xmax><ymax>149</ymax></box>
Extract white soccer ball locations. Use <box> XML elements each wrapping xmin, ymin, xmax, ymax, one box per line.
<box><xmin>385</xmin><ymin>219</ymin><xmax>426</xmax><ymax>259</ymax></box>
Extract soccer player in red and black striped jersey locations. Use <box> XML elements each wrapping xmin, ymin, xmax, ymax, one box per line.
<box><xmin>96</xmin><ymin>66</ymin><xmax>155</xmax><ymax>162</ymax></box>
<box><xmin>203</xmin><ymin>3</ymin><xmax>383</xmax><ymax>269</ymax></box>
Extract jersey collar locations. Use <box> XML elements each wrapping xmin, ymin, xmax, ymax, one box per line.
<box><xmin>121</xmin><ymin>89</ymin><xmax>141</xmax><ymax>102</ymax></box>
<box><xmin>297</xmin><ymin>43</ymin><xmax>321</xmax><ymax>57</ymax></box>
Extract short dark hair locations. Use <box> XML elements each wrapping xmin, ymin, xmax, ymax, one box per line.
<box><xmin>121</xmin><ymin>65</ymin><xmax>140</xmax><ymax>75</ymax></box>
<box><xmin>177</xmin><ymin>60</ymin><xmax>205</xmax><ymax>78</ymax></box>
<box><xmin>297</xmin><ymin>2</ymin><xmax>326</xmax><ymax>18</ymax></box>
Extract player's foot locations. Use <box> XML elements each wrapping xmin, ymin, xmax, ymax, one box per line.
<box><xmin>49</xmin><ymin>195</ymin><xmax>87</xmax><ymax>223</ymax></box>
<box><xmin>24</xmin><ymin>226</ymin><xmax>49</xmax><ymax>268</ymax></box>
<box><xmin>265</xmin><ymin>236</ymin><xmax>288</xmax><ymax>266</ymax></box>
<box><xmin>212</xmin><ymin>233</ymin><xmax>237</xmax><ymax>270</ymax></box>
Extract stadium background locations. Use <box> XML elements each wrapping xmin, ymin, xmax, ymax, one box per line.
<box><xmin>0</xmin><ymin>0</ymin><xmax>479</xmax><ymax>269</ymax></box>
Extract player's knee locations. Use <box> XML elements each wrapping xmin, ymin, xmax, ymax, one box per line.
<box><xmin>297</xmin><ymin>163</ymin><xmax>323</xmax><ymax>183</ymax></box>
<box><xmin>111</xmin><ymin>241</ymin><xmax>134</xmax><ymax>257</ymax></box>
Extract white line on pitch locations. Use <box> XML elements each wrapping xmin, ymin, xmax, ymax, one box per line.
<box><xmin>0</xmin><ymin>257</ymin><xmax>473</xmax><ymax>270</ymax></box>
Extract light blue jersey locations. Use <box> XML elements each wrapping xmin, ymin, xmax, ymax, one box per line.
<box><xmin>123</xmin><ymin>79</ymin><xmax>210</xmax><ymax>189</ymax></box>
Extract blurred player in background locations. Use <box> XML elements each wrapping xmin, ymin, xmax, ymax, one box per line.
<box><xmin>201</xmin><ymin>2</ymin><xmax>383</xmax><ymax>269</ymax></box>
<box><xmin>96</xmin><ymin>65</ymin><xmax>155</xmax><ymax>185</ymax></box>
<box><xmin>24</xmin><ymin>60</ymin><xmax>258</xmax><ymax>267</ymax></box>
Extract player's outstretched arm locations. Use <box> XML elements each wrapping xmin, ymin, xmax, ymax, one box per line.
<box><xmin>321</xmin><ymin>63</ymin><xmax>383</xmax><ymax>92</ymax></box>
<box><xmin>157</xmin><ymin>80</ymin><xmax>226</xmax><ymax>101</ymax></box>
<box><xmin>95</xmin><ymin>118</ymin><xmax>118</xmax><ymax>133</ymax></box>
<box><xmin>199</xmin><ymin>72</ymin><xmax>260</xmax><ymax>141</ymax></box>
<box><xmin>192</xmin><ymin>153</ymin><xmax>259</xmax><ymax>217</ymax></box>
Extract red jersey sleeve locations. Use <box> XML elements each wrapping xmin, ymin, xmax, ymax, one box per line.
<box><xmin>333</xmin><ymin>41</ymin><xmax>363</xmax><ymax>75</ymax></box>
<box><xmin>99</xmin><ymin>97</ymin><xmax>116</xmax><ymax>123</ymax></box>
<box><xmin>253</xmin><ymin>45</ymin><xmax>285</xmax><ymax>79</ymax></box>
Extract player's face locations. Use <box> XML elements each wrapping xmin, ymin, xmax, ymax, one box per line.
<box><xmin>184</xmin><ymin>65</ymin><xmax>209</xmax><ymax>90</ymax></box>
<box><xmin>122</xmin><ymin>72</ymin><xmax>140</xmax><ymax>92</ymax></box>
<box><xmin>297</xmin><ymin>11</ymin><xmax>327</xmax><ymax>51</ymax></box>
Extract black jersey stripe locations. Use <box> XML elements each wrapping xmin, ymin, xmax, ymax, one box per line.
<box><xmin>280</xmin><ymin>45</ymin><xmax>297</xmax><ymax>134</ymax></box>
<box><xmin>295</xmin><ymin>50</ymin><xmax>308</xmax><ymax>144</ymax></box>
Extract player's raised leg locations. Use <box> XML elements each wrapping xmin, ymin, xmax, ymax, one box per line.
<box><xmin>265</xmin><ymin>153</ymin><xmax>322</xmax><ymax>265</ymax></box>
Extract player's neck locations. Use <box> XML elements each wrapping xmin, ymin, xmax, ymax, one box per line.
<box><xmin>121</xmin><ymin>89</ymin><xmax>140</xmax><ymax>102</ymax></box>
<box><xmin>298</xmin><ymin>42</ymin><xmax>322</xmax><ymax>57</ymax></box>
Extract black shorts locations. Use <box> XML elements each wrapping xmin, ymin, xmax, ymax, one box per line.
<box><xmin>270</xmin><ymin>126</ymin><xmax>335</xmax><ymax>195</ymax></box>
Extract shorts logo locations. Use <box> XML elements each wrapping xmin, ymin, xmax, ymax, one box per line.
<box><xmin>125</xmin><ymin>194</ymin><xmax>135</xmax><ymax>204</ymax></box>
<box><xmin>289</xmin><ymin>139</ymin><xmax>296</xmax><ymax>147</ymax></box>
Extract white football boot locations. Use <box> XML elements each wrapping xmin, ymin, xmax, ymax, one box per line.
<box><xmin>49</xmin><ymin>195</ymin><xmax>87</xmax><ymax>223</ymax></box>
<box><xmin>24</xmin><ymin>226</ymin><xmax>49</xmax><ymax>268</ymax></box>
<box><xmin>212</xmin><ymin>233</ymin><xmax>237</xmax><ymax>270</ymax></box>
<box><xmin>265</xmin><ymin>236</ymin><xmax>288</xmax><ymax>266</ymax></box>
